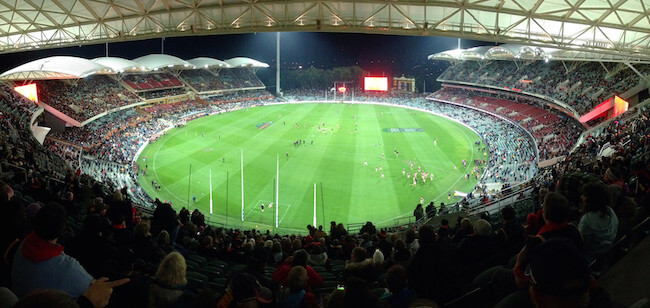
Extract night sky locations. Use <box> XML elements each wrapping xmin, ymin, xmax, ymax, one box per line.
<box><xmin>0</xmin><ymin>32</ymin><xmax>491</xmax><ymax>91</ymax></box>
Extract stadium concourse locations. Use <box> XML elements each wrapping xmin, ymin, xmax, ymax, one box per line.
<box><xmin>0</xmin><ymin>57</ymin><xmax>649</xmax><ymax>307</ymax></box>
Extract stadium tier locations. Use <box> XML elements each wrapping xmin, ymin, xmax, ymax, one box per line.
<box><xmin>438</xmin><ymin>60</ymin><xmax>650</xmax><ymax>116</ymax></box>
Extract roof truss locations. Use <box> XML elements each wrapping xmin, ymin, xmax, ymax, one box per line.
<box><xmin>0</xmin><ymin>0</ymin><xmax>649</xmax><ymax>61</ymax></box>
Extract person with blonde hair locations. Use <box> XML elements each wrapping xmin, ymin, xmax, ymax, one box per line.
<box><xmin>148</xmin><ymin>252</ymin><xmax>187</xmax><ymax>308</ymax></box>
<box><xmin>279</xmin><ymin>266</ymin><xmax>318</xmax><ymax>308</ymax></box>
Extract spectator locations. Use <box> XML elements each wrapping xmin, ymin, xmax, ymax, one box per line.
<box><xmin>409</xmin><ymin>225</ymin><xmax>457</xmax><ymax>303</ymax></box>
<box><xmin>454</xmin><ymin>219</ymin><xmax>498</xmax><ymax>267</ymax></box>
<box><xmin>278</xmin><ymin>266</ymin><xmax>318</xmax><ymax>308</ymax></box>
<box><xmin>343</xmin><ymin>247</ymin><xmax>379</xmax><ymax>284</ymax></box>
<box><xmin>273</xmin><ymin>249</ymin><xmax>323</xmax><ymax>290</ymax></box>
<box><xmin>425</xmin><ymin>202</ymin><xmax>436</xmax><ymax>219</ymax></box>
<box><xmin>527</xmin><ymin>238</ymin><xmax>614</xmax><ymax>307</ymax></box>
<box><xmin>452</xmin><ymin>218</ymin><xmax>473</xmax><ymax>243</ymax></box>
<box><xmin>148</xmin><ymin>251</ymin><xmax>188</xmax><ymax>308</ymax></box>
<box><xmin>579</xmin><ymin>182</ymin><xmax>619</xmax><ymax>262</ymax></box>
<box><xmin>494</xmin><ymin>206</ymin><xmax>526</xmax><ymax>255</ymax></box>
<box><xmin>307</xmin><ymin>245</ymin><xmax>327</xmax><ymax>266</ymax></box>
<box><xmin>381</xmin><ymin>264</ymin><xmax>416</xmax><ymax>308</ymax></box>
<box><xmin>11</xmin><ymin>203</ymin><xmax>93</xmax><ymax>299</ymax></box>
<box><xmin>437</xmin><ymin>219</ymin><xmax>452</xmax><ymax>241</ymax></box>
<box><xmin>413</xmin><ymin>204</ymin><xmax>424</xmax><ymax>221</ymax></box>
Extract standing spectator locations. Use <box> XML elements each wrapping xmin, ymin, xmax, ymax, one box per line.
<box><xmin>409</xmin><ymin>225</ymin><xmax>457</xmax><ymax>303</ymax></box>
<box><xmin>494</xmin><ymin>206</ymin><xmax>526</xmax><ymax>256</ymax></box>
<box><xmin>425</xmin><ymin>202</ymin><xmax>436</xmax><ymax>219</ymax></box>
<box><xmin>413</xmin><ymin>204</ymin><xmax>424</xmax><ymax>221</ymax></box>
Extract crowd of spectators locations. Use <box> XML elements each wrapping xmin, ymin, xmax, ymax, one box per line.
<box><xmin>430</xmin><ymin>86</ymin><xmax>584</xmax><ymax>161</ymax></box>
<box><xmin>438</xmin><ymin>60</ymin><xmax>650</xmax><ymax>115</ymax></box>
<box><xmin>180</xmin><ymin>68</ymin><xmax>265</xmax><ymax>93</ymax></box>
<box><xmin>122</xmin><ymin>73</ymin><xmax>183</xmax><ymax>91</ymax></box>
<box><xmin>139</xmin><ymin>88</ymin><xmax>187</xmax><ymax>100</ymax></box>
<box><xmin>36</xmin><ymin>76</ymin><xmax>141</xmax><ymax>122</ymax></box>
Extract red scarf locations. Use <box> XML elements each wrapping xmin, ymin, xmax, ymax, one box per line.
<box><xmin>21</xmin><ymin>231</ymin><xmax>64</xmax><ymax>262</ymax></box>
<box><xmin>537</xmin><ymin>221</ymin><xmax>568</xmax><ymax>236</ymax></box>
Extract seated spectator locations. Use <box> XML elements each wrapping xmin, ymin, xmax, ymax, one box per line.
<box><xmin>452</xmin><ymin>218</ymin><xmax>473</xmax><ymax>243</ymax></box>
<box><xmin>148</xmin><ymin>251</ymin><xmax>187</xmax><ymax>308</ymax></box>
<box><xmin>579</xmin><ymin>183</ymin><xmax>619</xmax><ymax>262</ymax></box>
<box><xmin>491</xmin><ymin>192</ymin><xmax>584</xmax><ymax>307</ymax></box>
<box><xmin>343</xmin><ymin>247</ymin><xmax>379</xmax><ymax>284</ymax></box>
<box><xmin>307</xmin><ymin>245</ymin><xmax>327</xmax><ymax>266</ymax></box>
<box><xmin>391</xmin><ymin>239</ymin><xmax>412</xmax><ymax>267</ymax></box>
<box><xmin>273</xmin><ymin>249</ymin><xmax>323</xmax><ymax>290</ymax></box>
<box><xmin>157</xmin><ymin>230</ymin><xmax>175</xmax><ymax>255</ymax></box>
<box><xmin>437</xmin><ymin>219</ymin><xmax>452</xmax><ymax>241</ymax></box>
<box><xmin>67</xmin><ymin>214</ymin><xmax>116</xmax><ymax>278</ymax></box>
<box><xmin>218</xmin><ymin>272</ymin><xmax>273</xmax><ymax>307</ymax></box>
<box><xmin>381</xmin><ymin>264</ymin><xmax>416</xmax><ymax>308</ymax></box>
<box><xmin>454</xmin><ymin>219</ymin><xmax>498</xmax><ymax>267</ymax></box>
<box><xmin>11</xmin><ymin>203</ymin><xmax>93</xmax><ymax>299</ymax></box>
<box><xmin>132</xmin><ymin>222</ymin><xmax>165</xmax><ymax>264</ymax></box>
<box><xmin>525</xmin><ymin>213</ymin><xmax>540</xmax><ymax>237</ymax></box>
<box><xmin>343</xmin><ymin>277</ymin><xmax>383</xmax><ymax>308</ymax></box>
<box><xmin>527</xmin><ymin>238</ymin><xmax>614</xmax><ymax>307</ymax></box>
<box><xmin>279</xmin><ymin>266</ymin><xmax>318</xmax><ymax>308</ymax></box>
<box><xmin>104</xmin><ymin>248</ymin><xmax>149</xmax><ymax>308</ymax></box>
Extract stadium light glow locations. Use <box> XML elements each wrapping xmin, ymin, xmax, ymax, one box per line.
<box><xmin>14</xmin><ymin>84</ymin><xmax>39</xmax><ymax>103</ymax></box>
<box><xmin>613</xmin><ymin>95</ymin><xmax>629</xmax><ymax>117</ymax></box>
<box><xmin>338</xmin><ymin>86</ymin><xmax>347</xmax><ymax>93</ymax></box>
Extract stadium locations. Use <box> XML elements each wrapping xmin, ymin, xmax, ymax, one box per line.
<box><xmin>0</xmin><ymin>1</ymin><xmax>649</xmax><ymax>307</ymax></box>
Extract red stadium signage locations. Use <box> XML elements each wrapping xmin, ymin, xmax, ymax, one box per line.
<box><xmin>14</xmin><ymin>84</ymin><xmax>39</xmax><ymax>103</ymax></box>
<box><xmin>364</xmin><ymin>77</ymin><xmax>388</xmax><ymax>91</ymax></box>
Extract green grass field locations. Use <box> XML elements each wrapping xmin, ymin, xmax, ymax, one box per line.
<box><xmin>138</xmin><ymin>103</ymin><xmax>483</xmax><ymax>232</ymax></box>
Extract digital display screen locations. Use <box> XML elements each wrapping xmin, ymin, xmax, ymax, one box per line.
<box><xmin>364</xmin><ymin>77</ymin><xmax>388</xmax><ymax>91</ymax></box>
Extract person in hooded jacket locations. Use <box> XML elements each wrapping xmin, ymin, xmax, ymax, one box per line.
<box><xmin>578</xmin><ymin>182</ymin><xmax>619</xmax><ymax>262</ymax></box>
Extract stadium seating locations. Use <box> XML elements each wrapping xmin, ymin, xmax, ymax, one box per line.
<box><xmin>438</xmin><ymin>60</ymin><xmax>650</xmax><ymax>115</ymax></box>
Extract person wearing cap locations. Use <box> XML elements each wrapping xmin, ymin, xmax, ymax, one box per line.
<box><xmin>526</xmin><ymin>238</ymin><xmax>614</xmax><ymax>308</ymax></box>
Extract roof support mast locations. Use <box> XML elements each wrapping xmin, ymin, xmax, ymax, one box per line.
<box><xmin>276</xmin><ymin>32</ymin><xmax>281</xmax><ymax>96</ymax></box>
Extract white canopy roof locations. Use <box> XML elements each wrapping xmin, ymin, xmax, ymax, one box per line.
<box><xmin>0</xmin><ymin>56</ymin><xmax>112</xmax><ymax>80</ymax></box>
<box><xmin>132</xmin><ymin>54</ymin><xmax>194</xmax><ymax>70</ymax></box>
<box><xmin>225</xmin><ymin>57</ymin><xmax>269</xmax><ymax>68</ymax></box>
<box><xmin>188</xmin><ymin>57</ymin><xmax>232</xmax><ymax>68</ymax></box>
<box><xmin>92</xmin><ymin>57</ymin><xmax>146</xmax><ymax>72</ymax></box>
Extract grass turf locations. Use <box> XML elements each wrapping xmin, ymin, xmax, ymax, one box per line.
<box><xmin>138</xmin><ymin>103</ymin><xmax>483</xmax><ymax>232</ymax></box>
